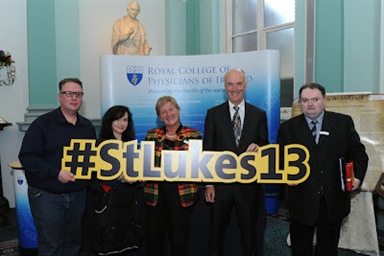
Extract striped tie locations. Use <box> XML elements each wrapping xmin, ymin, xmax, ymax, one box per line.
<box><xmin>233</xmin><ymin>106</ymin><xmax>241</xmax><ymax>147</ymax></box>
<box><xmin>310</xmin><ymin>120</ymin><xmax>317</xmax><ymax>142</ymax></box>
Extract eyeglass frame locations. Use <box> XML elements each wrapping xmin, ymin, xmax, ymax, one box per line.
<box><xmin>60</xmin><ymin>91</ymin><xmax>84</xmax><ymax>98</ymax></box>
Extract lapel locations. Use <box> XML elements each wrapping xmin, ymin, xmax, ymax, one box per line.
<box><xmin>240</xmin><ymin>103</ymin><xmax>251</xmax><ymax>145</ymax></box>
<box><xmin>297</xmin><ymin>112</ymin><xmax>332</xmax><ymax>147</ymax></box>
<box><xmin>297</xmin><ymin>114</ymin><xmax>318</xmax><ymax>147</ymax></box>
<box><xmin>318</xmin><ymin>111</ymin><xmax>332</xmax><ymax>146</ymax></box>
<box><xmin>235</xmin><ymin>102</ymin><xmax>251</xmax><ymax>150</ymax></box>
<box><xmin>155</xmin><ymin>127</ymin><xmax>166</xmax><ymax>150</ymax></box>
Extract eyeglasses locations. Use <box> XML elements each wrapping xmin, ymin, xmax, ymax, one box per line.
<box><xmin>60</xmin><ymin>91</ymin><xmax>84</xmax><ymax>98</ymax></box>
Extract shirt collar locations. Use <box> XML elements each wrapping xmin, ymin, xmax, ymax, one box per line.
<box><xmin>305</xmin><ymin>110</ymin><xmax>324</xmax><ymax>126</ymax></box>
<box><xmin>55</xmin><ymin>107</ymin><xmax>85</xmax><ymax>126</ymax></box>
<box><xmin>228</xmin><ymin>100</ymin><xmax>245</xmax><ymax>110</ymax></box>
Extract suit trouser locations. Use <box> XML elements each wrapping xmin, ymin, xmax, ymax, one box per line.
<box><xmin>209</xmin><ymin>184</ymin><xmax>263</xmax><ymax>256</ymax></box>
<box><xmin>290</xmin><ymin>196</ymin><xmax>342</xmax><ymax>256</ymax></box>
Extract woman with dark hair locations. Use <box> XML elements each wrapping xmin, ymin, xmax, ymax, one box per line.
<box><xmin>81</xmin><ymin>105</ymin><xmax>142</xmax><ymax>256</ymax></box>
<box><xmin>99</xmin><ymin>105</ymin><xmax>135</xmax><ymax>142</ymax></box>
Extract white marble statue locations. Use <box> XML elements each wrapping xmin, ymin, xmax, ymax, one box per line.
<box><xmin>111</xmin><ymin>1</ymin><xmax>151</xmax><ymax>55</ymax></box>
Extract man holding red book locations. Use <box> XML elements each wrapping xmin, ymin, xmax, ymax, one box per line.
<box><xmin>278</xmin><ymin>83</ymin><xmax>368</xmax><ymax>256</ymax></box>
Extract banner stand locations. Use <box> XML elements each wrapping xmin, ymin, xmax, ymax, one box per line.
<box><xmin>8</xmin><ymin>161</ymin><xmax>38</xmax><ymax>256</ymax></box>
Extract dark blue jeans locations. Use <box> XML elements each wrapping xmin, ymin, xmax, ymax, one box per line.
<box><xmin>28</xmin><ymin>186</ymin><xmax>86</xmax><ymax>256</ymax></box>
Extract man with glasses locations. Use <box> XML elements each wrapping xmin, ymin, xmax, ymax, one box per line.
<box><xmin>19</xmin><ymin>78</ymin><xmax>96</xmax><ymax>256</ymax></box>
<box><xmin>278</xmin><ymin>83</ymin><xmax>368</xmax><ymax>256</ymax></box>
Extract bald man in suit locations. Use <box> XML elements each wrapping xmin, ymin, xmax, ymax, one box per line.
<box><xmin>204</xmin><ymin>68</ymin><xmax>269</xmax><ymax>256</ymax></box>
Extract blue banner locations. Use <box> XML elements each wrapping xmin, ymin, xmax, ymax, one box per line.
<box><xmin>100</xmin><ymin>51</ymin><xmax>280</xmax><ymax>143</ymax></box>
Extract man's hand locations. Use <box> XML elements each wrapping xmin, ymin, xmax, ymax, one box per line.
<box><xmin>246</xmin><ymin>143</ymin><xmax>260</xmax><ymax>152</ymax></box>
<box><xmin>205</xmin><ymin>186</ymin><xmax>215</xmax><ymax>203</ymax></box>
<box><xmin>58</xmin><ymin>170</ymin><xmax>75</xmax><ymax>183</ymax></box>
<box><xmin>352</xmin><ymin>178</ymin><xmax>361</xmax><ymax>191</ymax></box>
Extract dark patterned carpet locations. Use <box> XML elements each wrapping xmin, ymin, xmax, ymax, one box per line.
<box><xmin>0</xmin><ymin>239</ymin><xmax>18</xmax><ymax>256</ymax></box>
<box><xmin>267</xmin><ymin>208</ymin><xmax>383</xmax><ymax>256</ymax></box>
<box><xmin>1</xmin><ymin>208</ymin><xmax>383</xmax><ymax>256</ymax></box>
<box><xmin>0</xmin><ymin>208</ymin><xmax>18</xmax><ymax>256</ymax></box>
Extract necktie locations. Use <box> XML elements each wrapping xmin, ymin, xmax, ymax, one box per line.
<box><xmin>310</xmin><ymin>120</ymin><xmax>317</xmax><ymax>142</ymax></box>
<box><xmin>233</xmin><ymin>106</ymin><xmax>241</xmax><ymax>147</ymax></box>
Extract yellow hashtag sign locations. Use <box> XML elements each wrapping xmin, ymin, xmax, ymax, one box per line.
<box><xmin>62</xmin><ymin>139</ymin><xmax>310</xmax><ymax>184</ymax></box>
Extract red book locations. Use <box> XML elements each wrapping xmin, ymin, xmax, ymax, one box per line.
<box><xmin>339</xmin><ymin>158</ymin><xmax>354</xmax><ymax>192</ymax></box>
<box><xmin>345</xmin><ymin>161</ymin><xmax>354</xmax><ymax>191</ymax></box>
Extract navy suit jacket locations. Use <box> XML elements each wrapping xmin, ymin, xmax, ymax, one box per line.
<box><xmin>203</xmin><ymin>101</ymin><xmax>269</xmax><ymax>201</ymax></box>
<box><xmin>278</xmin><ymin>110</ymin><xmax>368</xmax><ymax>226</ymax></box>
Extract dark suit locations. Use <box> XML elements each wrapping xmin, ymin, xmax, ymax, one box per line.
<box><xmin>203</xmin><ymin>101</ymin><xmax>269</xmax><ymax>256</ymax></box>
<box><xmin>278</xmin><ymin>110</ymin><xmax>368</xmax><ymax>255</ymax></box>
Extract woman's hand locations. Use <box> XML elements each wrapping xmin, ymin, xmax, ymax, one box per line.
<box><xmin>118</xmin><ymin>174</ymin><xmax>135</xmax><ymax>184</ymax></box>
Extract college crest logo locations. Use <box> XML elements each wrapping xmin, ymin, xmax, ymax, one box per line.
<box><xmin>17</xmin><ymin>177</ymin><xmax>23</xmax><ymax>185</ymax></box>
<box><xmin>126</xmin><ymin>66</ymin><xmax>143</xmax><ymax>86</ymax></box>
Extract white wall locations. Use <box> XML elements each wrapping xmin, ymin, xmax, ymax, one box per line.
<box><xmin>0</xmin><ymin>0</ymin><xmax>165</xmax><ymax>207</ymax></box>
<box><xmin>0</xmin><ymin>0</ymin><xmax>29</xmax><ymax>208</ymax></box>
<box><xmin>79</xmin><ymin>0</ymin><xmax>166</xmax><ymax>119</ymax></box>
<box><xmin>381</xmin><ymin>1</ymin><xmax>384</xmax><ymax>93</ymax></box>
